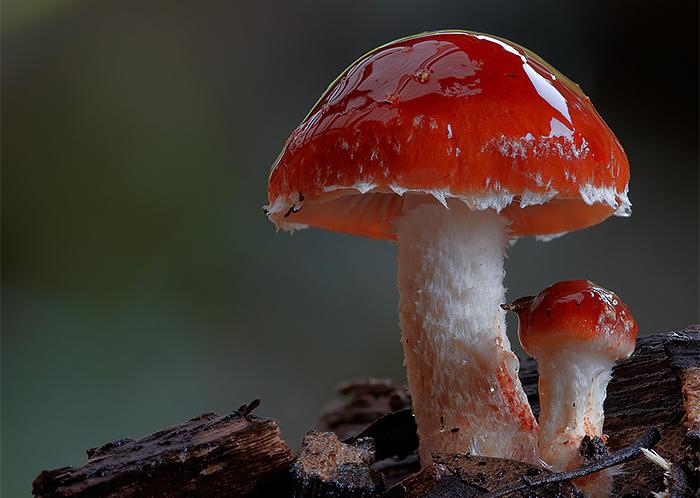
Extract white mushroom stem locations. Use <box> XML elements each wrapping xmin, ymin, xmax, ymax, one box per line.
<box><xmin>535</xmin><ymin>347</ymin><xmax>615</xmax><ymax>469</ymax></box>
<box><xmin>396</xmin><ymin>201</ymin><xmax>539</xmax><ymax>464</ymax></box>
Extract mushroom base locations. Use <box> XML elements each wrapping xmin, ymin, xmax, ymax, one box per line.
<box><xmin>535</xmin><ymin>347</ymin><xmax>614</xmax><ymax>470</ymax></box>
<box><xmin>396</xmin><ymin>201</ymin><xmax>538</xmax><ymax>464</ymax></box>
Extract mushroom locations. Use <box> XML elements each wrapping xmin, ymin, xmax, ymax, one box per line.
<box><xmin>504</xmin><ymin>280</ymin><xmax>638</xmax><ymax>475</ymax></box>
<box><xmin>265</xmin><ymin>31</ymin><xmax>631</xmax><ymax>464</ymax></box>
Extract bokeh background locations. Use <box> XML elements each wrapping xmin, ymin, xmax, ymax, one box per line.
<box><xmin>3</xmin><ymin>0</ymin><xmax>698</xmax><ymax>495</ymax></box>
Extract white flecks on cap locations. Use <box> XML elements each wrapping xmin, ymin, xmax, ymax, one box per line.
<box><xmin>266</xmin><ymin>177</ymin><xmax>630</xmax><ymax>231</ymax></box>
<box><xmin>535</xmin><ymin>231</ymin><xmax>569</xmax><ymax>242</ymax></box>
<box><xmin>354</xmin><ymin>181</ymin><xmax>378</xmax><ymax>193</ymax></box>
<box><xmin>264</xmin><ymin>196</ymin><xmax>294</xmax><ymax>216</ymax></box>
<box><xmin>482</xmin><ymin>131</ymin><xmax>589</xmax><ymax>161</ymax></box>
<box><xmin>579</xmin><ymin>183</ymin><xmax>632</xmax><ymax>217</ymax></box>
<box><xmin>614</xmin><ymin>185</ymin><xmax>632</xmax><ymax>217</ymax></box>
<box><xmin>389</xmin><ymin>183</ymin><xmax>408</xmax><ymax>195</ymax></box>
<box><xmin>520</xmin><ymin>188</ymin><xmax>559</xmax><ymax>208</ymax></box>
<box><xmin>387</xmin><ymin>185</ymin><xmax>515</xmax><ymax>212</ymax></box>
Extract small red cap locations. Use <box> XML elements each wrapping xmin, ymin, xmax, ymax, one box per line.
<box><xmin>266</xmin><ymin>31</ymin><xmax>630</xmax><ymax>239</ymax></box>
<box><xmin>509</xmin><ymin>280</ymin><xmax>637</xmax><ymax>358</ymax></box>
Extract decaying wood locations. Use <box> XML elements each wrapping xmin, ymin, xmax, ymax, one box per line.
<box><xmin>291</xmin><ymin>431</ymin><xmax>385</xmax><ymax>497</ymax></box>
<box><xmin>482</xmin><ymin>428</ymin><xmax>661</xmax><ymax>498</ymax></box>
<box><xmin>320</xmin><ymin>326</ymin><xmax>700</xmax><ymax>496</ymax></box>
<box><xmin>33</xmin><ymin>328</ymin><xmax>699</xmax><ymax>497</ymax></box>
<box><xmin>32</xmin><ymin>407</ymin><xmax>293</xmax><ymax>497</ymax></box>
<box><xmin>318</xmin><ymin>378</ymin><xmax>412</xmax><ymax>442</ymax></box>
<box><xmin>666</xmin><ymin>330</ymin><xmax>700</xmax><ymax>442</ymax></box>
<box><xmin>602</xmin><ymin>326</ymin><xmax>700</xmax><ymax>496</ymax></box>
<box><xmin>382</xmin><ymin>453</ymin><xmax>579</xmax><ymax>497</ymax></box>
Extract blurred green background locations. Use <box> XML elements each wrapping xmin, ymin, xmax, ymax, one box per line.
<box><xmin>2</xmin><ymin>0</ymin><xmax>698</xmax><ymax>495</ymax></box>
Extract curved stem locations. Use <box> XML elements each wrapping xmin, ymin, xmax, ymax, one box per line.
<box><xmin>396</xmin><ymin>201</ymin><xmax>538</xmax><ymax>464</ymax></box>
<box><xmin>536</xmin><ymin>349</ymin><xmax>613</xmax><ymax>469</ymax></box>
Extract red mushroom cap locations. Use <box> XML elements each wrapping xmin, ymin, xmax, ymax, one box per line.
<box><xmin>266</xmin><ymin>31</ymin><xmax>630</xmax><ymax>239</ymax></box>
<box><xmin>511</xmin><ymin>280</ymin><xmax>637</xmax><ymax>358</ymax></box>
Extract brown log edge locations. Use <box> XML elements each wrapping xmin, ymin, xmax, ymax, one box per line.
<box><xmin>33</xmin><ymin>327</ymin><xmax>699</xmax><ymax>497</ymax></box>
<box><xmin>32</xmin><ymin>408</ymin><xmax>293</xmax><ymax>497</ymax></box>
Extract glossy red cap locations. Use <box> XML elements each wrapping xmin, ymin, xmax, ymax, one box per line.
<box><xmin>266</xmin><ymin>31</ymin><xmax>631</xmax><ymax>240</ymax></box>
<box><xmin>507</xmin><ymin>280</ymin><xmax>637</xmax><ymax>358</ymax></box>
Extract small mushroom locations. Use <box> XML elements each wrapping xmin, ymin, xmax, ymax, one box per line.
<box><xmin>504</xmin><ymin>280</ymin><xmax>637</xmax><ymax>492</ymax></box>
<box><xmin>266</xmin><ymin>31</ymin><xmax>632</xmax><ymax>465</ymax></box>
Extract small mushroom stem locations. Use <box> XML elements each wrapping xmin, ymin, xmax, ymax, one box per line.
<box><xmin>536</xmin><ymin>349</ymin><xmax>619</xmax><ymax>496</ymax></box>
<box><xmin>396</xmin><ymin>201</ymin><xmax>538</xmax><ymax>464</ymax></box>
<box><xmin>535</xmin><ymin>348</ymin><xmax>615</xmax><ymax>468</ymax></box>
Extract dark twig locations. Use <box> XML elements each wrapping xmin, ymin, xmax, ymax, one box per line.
<box><xmin>236</xmin><ymin>398</ymin><xmax>261</xmax><ymax>420</ymax></box>
<box><xmin>481</xmin><ymin>428</ymin><xmax>661</xmax><ymax>498</ymax></box>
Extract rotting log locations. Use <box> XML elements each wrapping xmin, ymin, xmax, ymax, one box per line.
<box><xmin>602</xmin><ymin>327</ymin><xmax>699</xmax><ymax>496</ymax></box>
<box><xmin>479</xmin><ymin>428</ymin><xmax>661</xmax><ymax>498</ymax></box>
<box><xmin>32</xmin><ymin>406</ymin><xmax>293</xmax><ymax>498</ymax></box>
<box><xmin>319</xmin><ymin>326</ymin><xmax>700</xmax><ymax>496</ymax></box>
<box><xmin>288</xmin><ymin>428</ymin><xmax>661</xmax><ymax>497</ymax></box>
<box><xmin>33</xmin><ymin>328</ymin><xmax>699</xmax><ymax>497</ymax></box>
<box><xmin>382</xmin><ymin>453</ymin><xmax>579</xmax><ymax>497</ymax></box>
